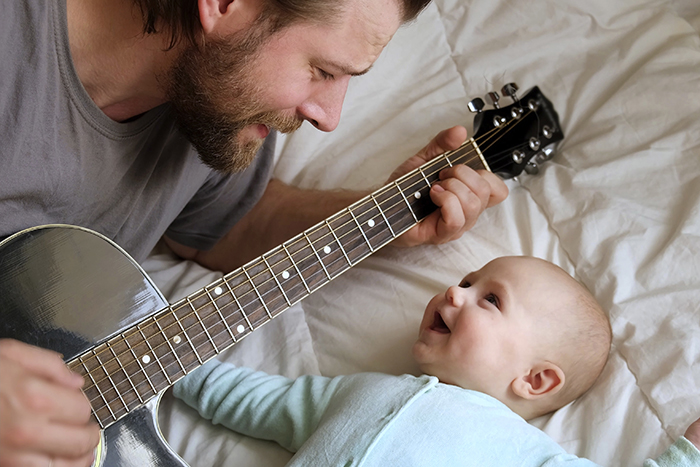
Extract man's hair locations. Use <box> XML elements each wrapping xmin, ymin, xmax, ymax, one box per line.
<box><xmin>132</xmin><ymin>0</ymin><xmax>431</xmax><ymax>49</ymax></box>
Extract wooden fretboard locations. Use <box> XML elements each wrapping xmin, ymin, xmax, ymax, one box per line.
<box><xmin>68</xmin><ymin>138</ymin><xmax>489</xmax><ymax>428</ymax></box>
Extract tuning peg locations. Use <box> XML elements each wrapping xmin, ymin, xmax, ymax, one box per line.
<box><xmin>524</xmin><ymin>161</ymin><xmax>539</xmax><ymax>175</ymax></box>
<box><xmin>501</xmin><ymin>83</ymin><xmax>519</xmax><ymax>102</ymax></box>
<box><xmin>486</xmin><ymin>91</ymin><xmax>500</xmax><ymax>109</ymax></box>
<box><xmin>468</xmin><ymin>97</ymin><xmax>485</xmax><ymax>113</ymax></box>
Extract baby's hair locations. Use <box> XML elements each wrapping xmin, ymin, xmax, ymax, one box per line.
<box><xmin>535</xmin><ymin>260</ymin><xmax>612</xmax><ymax>414</ymax></box>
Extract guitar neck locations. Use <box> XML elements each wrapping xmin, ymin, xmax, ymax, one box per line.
<box><xmin>67</xmin><ymin>138</ymin><xmax>489</xmax><ymax>429</ymax></box>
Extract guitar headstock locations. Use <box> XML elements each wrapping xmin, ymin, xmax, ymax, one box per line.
<box><xmin>469</xmin><ymin>85</ymin><xmax>564</xmax><ymax>178</ymax></box>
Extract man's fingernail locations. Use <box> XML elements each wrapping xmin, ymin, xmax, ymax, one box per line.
<box><xmin>432</xmin><ymin>184</ymin><xmax>445</xmax><ymax>192</ymax></box>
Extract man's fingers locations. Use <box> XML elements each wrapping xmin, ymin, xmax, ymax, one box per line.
<box><xmin>419</xmin><ymin>126</ymin><xmax>468</xmax><ymax>163</ymax></box>
<box><xmin>0</xmin><ymin>339</ymin><xmax>84</xmax><ymax>388</ymax></box>
<box><xmin>478</xmin><ymin>170</ymin><xmax>509</xmax><ymax>207</ymax></box>
<box><xmin>2</xmin><ymin>418</ymin><xmax>100</xmax><ymax>462</ymax></box>
<box><xmin>439</xmin><ymin>166</ymin><xmax>491</xmax><ymax>211</ymax></box>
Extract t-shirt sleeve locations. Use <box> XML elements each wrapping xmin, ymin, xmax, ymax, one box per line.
<box><xmin>643</xmin><ymin>437</ymin><xmax>700</xmax><ymax>467</ymax></box>
<box><xmin>173</xmin><ymin>359</ymin><xmax>343</xmax><ymax>453</ymax></box>
<box><xmin>164</xmin><ymin>132</ymin><xmax>276</xmax><ymax>252</ymax></box>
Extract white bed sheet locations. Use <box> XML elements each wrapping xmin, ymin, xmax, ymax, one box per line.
<box><xmin>153</xmin><ymin>0</ymin><xmax>700</xmax><ymax>465</ymax></box>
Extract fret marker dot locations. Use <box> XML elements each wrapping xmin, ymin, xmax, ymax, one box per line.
<box><xmin>414</xmin><ymin>191</ymin><xmax>421</xmax><ymax>199</ymax></box>
<box><xmin>236</xmin><ymin>325</ymin><xmax>245</xmax><ymax>333</ymax></box>
<box><xmin>214</xmin><ymin>287</ymin><xmax>223</xmax><ymax>295</ymax></box>
<box><xmin>368</xmin><ymin>219</ymin><xmax>375</xmax><ymax>227</ymax></box>
<box><xmin>173</xmin><ymin>335</ymin><xmax>181</xmax><ymax>345</ymax></box>
<box><xmin>323</xmin><ymin>245</ymin><xmax>331</xmax><ymax>254</ymax></box>
<box><xmin>142</xmin><ymin>355</ymin><xmax>151</xmax><ymax>364</ymax></box>
<box><xmin>282</xmin><ymin>271</ymin><xmax>290</xmax><ymax>280</ymax></box>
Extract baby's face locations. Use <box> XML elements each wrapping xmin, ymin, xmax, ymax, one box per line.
<box><xmin>412</xmin><ymin>256</ymin><xmax>566</xmax><ymax>397</ymax></box>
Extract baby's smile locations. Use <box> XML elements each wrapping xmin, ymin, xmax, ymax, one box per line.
<box><xmin>429</xmin><ymin>311</ymin><xmax>450</xmax><ymax>334</ymax></box>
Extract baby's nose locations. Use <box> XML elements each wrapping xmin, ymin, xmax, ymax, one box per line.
<box><xmin>445</xmin><ymin>285</ymin><xmax>466</xmax><ymax>307</ymax></box>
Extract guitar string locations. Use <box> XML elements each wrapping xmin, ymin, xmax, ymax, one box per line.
<box><xmin>76</xmin><ymin>109</ymin><xmax>537</xmax><ymax>417</ymax></box>
<box><xmin>74</xmin><ymin>108</ymin><xmax>536</xmax><ymax>415</ymax></box>
<box><xmin>82</xmin><ymin>125</ymin><xmax>537</xmax><ymax>420</ymax></box>
<box><xmin>75</xmin><ymin>108</ymin><xmax>538</xmax><ymax>415</ymax></box>
<box><xmin>67</xmin><ymin>117</ymin><xmax>511</xmax><ymax>378</ymax></box>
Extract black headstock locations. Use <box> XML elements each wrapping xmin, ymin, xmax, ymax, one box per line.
<box><xmin>470</xmin><ymin>85</ymin><xmax>564</xmax><ymax>178</ymax></box>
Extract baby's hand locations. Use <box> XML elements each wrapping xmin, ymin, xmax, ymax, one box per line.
<box><xmin>685</xmin><ymin>417</ymin><xmax>700</xmax><ymax>449</ymax></box>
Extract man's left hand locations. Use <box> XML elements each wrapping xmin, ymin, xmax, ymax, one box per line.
<box><xmin>388</xmin><ymin>126</ymin><xmax>508</xmax><ymax>247</ymax></box>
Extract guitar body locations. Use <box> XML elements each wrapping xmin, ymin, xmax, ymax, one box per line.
<box><xmin>0</xmin><ymin>225</ymin><xmax>187</xmax><ymax>467</ymax></box>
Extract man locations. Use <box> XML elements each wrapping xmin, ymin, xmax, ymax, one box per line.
<box><xmin>0</xmin><ymin>0</ymin><xmax>508</xmax><ymax>465</ymax></box>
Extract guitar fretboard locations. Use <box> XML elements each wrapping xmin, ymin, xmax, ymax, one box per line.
<box><xmin>68</xmin><ymin>138</ymin><xmax>489</xmax><ymax>428</ymax></box>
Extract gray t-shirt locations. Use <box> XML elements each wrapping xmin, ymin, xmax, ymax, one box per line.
<box><xmin>0</xmin><ymin>0</ymin><xmax>275</xmax><ymax>263</ymax></box>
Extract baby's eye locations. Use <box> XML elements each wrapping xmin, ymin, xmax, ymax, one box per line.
<box><xmin>485</xmin><ymin>294</ymin><xmax>499</xmax><ymax>308</ymax></box>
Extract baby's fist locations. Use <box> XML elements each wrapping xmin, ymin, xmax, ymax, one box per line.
<box><xmin>685</xmin><ymin>417</ymin><xmax>700</xmax><ymax>450</ymax></box>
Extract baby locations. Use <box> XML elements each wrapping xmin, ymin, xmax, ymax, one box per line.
<box><xmin>173</xmin><ymin>256</ymin><xmax>700</xmax><ymax>466</ymax></box>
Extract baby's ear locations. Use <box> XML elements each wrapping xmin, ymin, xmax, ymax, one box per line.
<box><xmin>511</xmin><ymin>362</ymin><xmax>565</xmax><ymax>400</ymax></box>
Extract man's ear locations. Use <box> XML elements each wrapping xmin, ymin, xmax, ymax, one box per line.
<box><xmin>197</xmin><ymin>0</ymin><xmax>259</xmax><ymax>36</ymax></box>
<box><xmin>511</xmin><ymin>362</ymin><xmax>565</xmax><ymax>400</ymax></box>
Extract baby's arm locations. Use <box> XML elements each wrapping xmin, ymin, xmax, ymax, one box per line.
<box><xmin>173</xmin><ymin>360</ymin><xmax>343</xmax><ymax>452</ymax></box>
<box><xmin>642</xmin><ymin>418</ymin><xmax>700</xmax><ymax>467</ymax></box>
<box><xmin>684</xmin><ymin>418</ymin><xmax>700</xmax><ymax>450</ymax></box>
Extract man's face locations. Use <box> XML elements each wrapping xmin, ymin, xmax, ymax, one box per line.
<box><xmin>168</xmin><ymin>0</ymin><xmax>402</xmax><ymax>173</ymax></box>
<box><xmin>411</xmin><ymin>257</ymin><xmax>567</xmax><ymax>397</ymax></box>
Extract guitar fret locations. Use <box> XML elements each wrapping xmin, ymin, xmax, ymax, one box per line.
<box><xmin>205</xmin><ymin>287</ymin><xmax>238</xmax><ymax>343</ymax></box>
<box><xmin>418</xmin><ymin>166</ymin><xmax>432</xmax><ymax>188</ymax></box>
<box><xmin>222</xmin><ymin>279</ymin><xmax>255</xmax><ymax>332</ymax></box>
<box><xmin>325</xmin><ymin>219</ymin><xmax>353</xmax><ymax>266</ymax></box>
<box><xmin>105</xmin><ymin>342</ymin><xmax>143</xmax><ymax>405</ymax></box>
<box><xmin>241</xmin><ymin>266</ymin><xmax>273</xmax><ymax>320</ymax></box>
<box><xmin>92</xmin><ymin>349</ymin><xmax>129</xmax><ymax>413</ymax></box>
<box><xmin>444</xmin><ymin>152</ymin><xmax>454</xmax><ymax>167</ymax></box>
<box><xmin>394</xmin><ymin>180</ymin><xmax>418</xmax><ymax>223</ymax></box>
<box><xmin>152</xmin><ymin>315</ymin><xmax>188</xmax><ymax>377</ymax></box>
<box><xmin>137</xmin><ymin>322</ymin><xmax>173</xmax><ymax>385</ymax></box>
<box><xmin>186</xmin><ymin>297</ymin><xmax>220</xmax><ymax>354</ymax></box>
<box><xmin>371</xmin><ymin>193</ymin><xmax>396</xmax><ymax>237</ymax></box>
<box><xmin>283</xmin><ymin>243</ymin><xmax>311</xmax><ymax>294</ymax></box>
<box><xmin>80</xmin><ymin>357</ymin><xmax>115</xmax><ymax>424</ymax></box>
<box><xmin>303</xmin><ymin>232</ymin><xmax>332</xmax><ymax>281</ymax></box>
<box><xmin>262</xmin><ymin>255</ymin><xmax>292</xmax><ymax>307</ymax></box>
<box><xmin>122</xmin><ymin>334</ymin><xmax>158</xmax><ymax>395</ymax></box>
<box><xmin>169</xmin><ymin>306</ymin><xmax>204</xmax><ymax>367</ymax></box>
<box><xmin>347</xmin><ymin>207</ymin><xmax>374</xmax><ymax>252</ymax></box>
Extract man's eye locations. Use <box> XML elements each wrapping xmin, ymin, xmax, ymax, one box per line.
<box><xmin>318</xmin><ymin>68</ymin><xmax>335</xmax><ymax>80</ymax></box>
<box><xmin>485</xmin><ymin>294</ymin><xmax>499</xmax><ymax>307</ymax></box>
<box><xmin>459</xmin><ymin>281</ymin><xmax>471</xmax><ymax>288</ymax></box>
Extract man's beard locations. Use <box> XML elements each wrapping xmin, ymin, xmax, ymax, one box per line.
<box><xmin>167</xmin><ymin>24</ymin><xmax>303</xmax><ymax>173</ymax></box>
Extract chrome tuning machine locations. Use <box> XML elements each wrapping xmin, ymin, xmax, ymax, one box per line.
<box><xmin>486</xmin><ymin>91</ymin><xmax>501</xmax><ymax>109</ymax></box>
<box><xmin>468</xmin><ymin>97</ymin><xmax>485</xmax><ymax>113</ymax></box>
<box><xmin>501</xmin><ymin>82</ymin><xmax>519</xmax><ymax>102</ymax></box>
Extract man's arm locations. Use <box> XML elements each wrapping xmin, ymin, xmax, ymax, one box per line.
<box><xmin>166</xmin><ymin>126</ymin><xmax>508</xmax><ymax>272</ymax></box>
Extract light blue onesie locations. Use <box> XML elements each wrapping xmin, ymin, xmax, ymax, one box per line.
<box><xmin>173</xmin><ymin>361</ymin><xmax>700</xmax><ymax>466</ymax></box>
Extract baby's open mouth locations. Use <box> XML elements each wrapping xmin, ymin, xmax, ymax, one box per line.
<box><xmin>429</xmin><ymin>311</ymin><xmax>450</xmax><ymax>334</ymax></box>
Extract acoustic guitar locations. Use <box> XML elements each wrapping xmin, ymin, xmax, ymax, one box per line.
<box><xmin>0</xmin><ymin>85</ymin><xmax>562</xmax><ymax>466</ymax></box>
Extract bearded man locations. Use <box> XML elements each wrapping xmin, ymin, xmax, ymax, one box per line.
<box><xmin>0</xmin><ymin>0</ymin><xmax>508</xmax><ymax>465</ymax></box>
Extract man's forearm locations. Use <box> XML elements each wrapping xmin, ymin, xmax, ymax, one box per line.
<box><xmin>193</xmin><ymin>179</ymin><xmax>366</xmax><ymax>272</ymax></box>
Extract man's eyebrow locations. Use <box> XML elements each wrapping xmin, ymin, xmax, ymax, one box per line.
<box><xmin>315</xmin><ymin>58</ymin><xmax>373</xmax><ymax>77</ymax></box>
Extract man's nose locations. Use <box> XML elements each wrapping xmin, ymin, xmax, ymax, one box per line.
<box><xmin>297</xmin><ymin>76</ymin><xmax>350</xmax><ymax>132</ymax></box>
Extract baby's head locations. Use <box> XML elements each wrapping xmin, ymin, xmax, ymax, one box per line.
<box><xmin>412</xmin><ymin>256</ymin><xmax>611</xmax><ymax>420</ymax></box>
